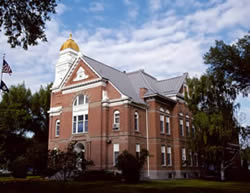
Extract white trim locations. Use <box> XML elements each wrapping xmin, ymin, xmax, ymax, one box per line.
<box><xmin>48</xmin><ymin>106</ymin><xmax>62</xmax><ymax>116</ymax></box>
<box><xmin>102</xmin><ymin>98</ymin><xmax>131</xmax><ymax>107</ymax></box>
<box><xmin>62</xmin><ymin>80</ymin><xmax>105</xmax><ymax>94</ymax></box>
<box><xmin>58</xmin><ymin>55</ymin><xmax>102</xmax><ymax>90</ymax></box>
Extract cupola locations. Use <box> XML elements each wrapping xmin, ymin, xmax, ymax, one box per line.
<box><xmin>60</xmin><ymin>34</ymin><xmax>80</xmax><ymax>52</ymax></box>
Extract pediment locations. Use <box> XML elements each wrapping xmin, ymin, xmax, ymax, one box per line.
<box><xmin>64</xmin><ymin>59</ymin><xmax>99</xmax><ymax>87</ymax></box>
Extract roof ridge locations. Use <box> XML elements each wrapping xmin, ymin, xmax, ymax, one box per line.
<box><xmin>141</xmin><ymin>70</ymin><xmax>157</xmax><ymax>80</ymax></box>
<box><xmin>140</xmin><ymin>71</ymin><xmax>158</xmax><ymax>93</ymax></box>
<box><xmin>84</xmin><ymin>55</ymin><xmax>125</xmax><ymax>75</ymax></box>
<box><xmin>158</xmin><ymin>74</ymin><xmax>185</xmax><ymax>82</ymax></box>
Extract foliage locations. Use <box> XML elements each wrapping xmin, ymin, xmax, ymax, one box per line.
<box><xmin>204</xmin><ymin>32</ymin><xmax>250</xmax><ymax>96</ymax></box>
<box><xmin>0</xmin><ymin>83</ymin><xmax>52</xmax><ymax>175</ymax></box>
<box><xmin>26</xmin><ymin>83</ymin><xmax>52</xmax><ymax>174</ymax></box>
<box><xmin>0</xmin><ymin>0</ymin><xmax>57</xmax><ymax>49</ymax></box>
<box><xmin>0</xmin><ymin>83</ymin><xmax>33</xmax><ymax>165</ymax></box>
<box><xmin>116</xmin><ymin>149</ymin><xmax>148</xmax><ymax>183</ymax></box>
<box><xmin>185</xmin><ymin>73</ymin><xmax>242</xmax><ymax>181</ymax></box>
<box><xmin>47</xmin><ymin>141</ymin><xmax>93</xmax><ymax>181</ymax></box>
<box><xmin>9</xmin><ymin>156</ymin><xmax>28</xmax><ymax>178</ymax></box>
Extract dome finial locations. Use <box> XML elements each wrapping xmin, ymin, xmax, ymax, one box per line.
<box><xmin>60</xmin><ymin>33</ymin><xmax>80</xmax><ymax>52</ymax></box>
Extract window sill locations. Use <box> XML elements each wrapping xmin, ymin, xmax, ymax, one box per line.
<box><xmin>112</xmin><ymin>129</ymin><xmax>120</xmax><ymax>132</ymax></box>
<box><xmin>160</xmin><ymin>132</ymin><xmax>165</xmax><ymax>135</ymax></box>
<box><xmin>72</xmin><ymin>132</ymin><xmax>88</xmax><ymax>135</ymax></box>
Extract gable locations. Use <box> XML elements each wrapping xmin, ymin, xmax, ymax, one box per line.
<box><xmin>64</xmin><ymin>59</ymin><xmax>99</xmax><ymax>87</ymax></box>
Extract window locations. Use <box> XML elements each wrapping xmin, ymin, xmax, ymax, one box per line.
<box><xmin>179</xmin><ymin>119</ymin><xmax>184</xmax><ymax>136</ymax></box>
<box><xmin>160</xmin><ymin>115</ymin><xmax>164</xmax><ymax>133</ymax></box>
<box><xmin>188</xmin><ymin>151</ymin><xmax>193</xmax><ymax>166</ymax></box>
<box><xmin>167</xmin><ymin>146</ymin><xmax>172</xmax><ymax>166</ymax></box>
<box><xmin>73</xmin><ymin>114</ymin><xmax>88</xmax><ymax>133</ymax></box>
<box><xmin>192</xmin><ymin>125</ymin><xmax>196</xmax><ymax>136</ymax></box>
<box><xmin>161</xmin><ymin>145</ymin><xmax>166</xmax><ymax>166</ymax></box>
<box><xmin>74</xmin><ymin>94</ymin><xmax>88</xmax><ymax>106</ymax></box>
<box><xmin>186</xmin><ymin>121</ymin><xmax>190</xmax><ymax>136</ymax></box>
<box><xmin>113</xmin><ymin>144</ymin><xmax>119</xmax><ymax>166</ymax></box>
<box><xmin>136</xmin><ymin>144</ymin><xmax>140</xmax><ymax>159</ymax></box>
<box><xmin>166</xmin><ymin>116</ymin><xmax>171</xmax><ymax>135</ymax></box>
<box><xmin>113</xmin><ymin>110</ymin><xmax>120</xmax><ymax>130</ymax></box>
<box><xmin>182</xmin><ymin>148</ymin><xmax>186</xmax><ymax>166</ymax></box>
<box><xmin>134</xmin><ymin>112</ymin><xmax>139</xmax><ymax>131</ymax></box>
<box><xmin>194</xmin><ymin>153</ymin><xmax>198</xmax><ymax>167</ymax></box>
<box><xmin>55</xmin><ymin>120</ymin><xmax>60</xmax><ymax>137</ymax></box>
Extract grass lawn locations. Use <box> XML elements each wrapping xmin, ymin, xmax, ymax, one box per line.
<box><xmin>0</xmin><ymin>178</ymin><xmax>249</xmax><ymax>193</ymax></box>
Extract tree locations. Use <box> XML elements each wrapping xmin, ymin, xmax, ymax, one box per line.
<box><xmin>0</xmin><ymin>0</ymin><xmax>57</xmax><ymax>50</ymax></box>
<box><xmin>116</xmin><ymin>149</ymin><xmax>148</xmax><ymax>183</ymax></box>
<box><xmin>185</xmin><ymin>73</ymin><xmax>242</xmax><ymax>181</ymax></box>
<box><xmin>26</xmin><ymin>84</ymin><xmax>52</xmax><ymax>174</ymax></box>
<box><xmin>204</xmin><ymin>32</ymin><xmax>250</xmax><ymax>96</ymax></box>
<box><xmin>0</xmin><ymin>83</ymin><xmax>52</xmax><ymax>175</ymax></box>
<box><xmin>47</xmin><ymin>141</ymin><xmax>93</xmax><ymax>181</ymax></box>
<box><xmin>0</xmin><ymin>83</ymin><xmax>33</xmax><ymax>166</ymax></box>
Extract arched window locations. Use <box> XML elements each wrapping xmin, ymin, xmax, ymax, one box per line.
<box><xmin>74</xmin><ymin>94</ymin><xmax>88</xmax><ymax>106</ymax></box>
<box><xmin>73</xmin><ymin>95</ymin><xmax>89</xmax><ymax>134</ymax></box>
<box><xmin>55</xmin><ymin>120</ymin><xmax>60</xmax><ymax>137</ymax></box>
<box><xmin>134</xmin><ymin>112</ymin><xmax>139</xmax><ymax>131</ymax></box>
<box><xmin>113</xmin><ymin>110</ymin><xmax>120</xmax><ymax>130</ymax></box>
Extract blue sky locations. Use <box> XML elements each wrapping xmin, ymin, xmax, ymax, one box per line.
<box><xmin>0</xmin><ymin>0</ymin><xmax>249</xmax><ymax>126</ymax></box>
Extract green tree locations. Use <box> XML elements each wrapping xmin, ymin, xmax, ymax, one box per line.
<box><xmin>26</xmin><ymin>83</ymin><xmax>52</xmax><ymax>174</ymax></box>
<box><xmin>0</xmin><ymin>83</ymin><xmax>33</xmax><ymax>166</ymax></box>
<box><xmin>0</xmin><ymin>83</ymin><xmax>52</xmax><ymax>175</ymax></box>
<box><xmin>204</xmin><ymin>32</ymin><xmax>250</xmax><ymax>96</ymax></box>
<box><xmin>186</xmin><ymin>73</ymin><xmax>242</xmax><ymax>181</ymax></box>
<box><xmin>116</xmin><ymin>149</ymin><xmax>148</xmax><ymax>183</ymax></box>
<box><xmin>0</xmin><ymin>0</ymin><xmax>57</xmax><ymax>49</ymax></box>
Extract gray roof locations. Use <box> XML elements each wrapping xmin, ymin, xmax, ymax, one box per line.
<box><xmin>83</xmin><ymin>55</ymin><xmax>187</xmax><ymax>104</ymax></box>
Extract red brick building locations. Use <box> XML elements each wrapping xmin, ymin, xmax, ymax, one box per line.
<box><xmin>48</xmin><ymin>35</ymin><xmax>199</xmax><ymax>179</ymax></box>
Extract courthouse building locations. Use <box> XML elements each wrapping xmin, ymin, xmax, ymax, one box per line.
<box><xmin>48</xmin><ymin>35</ymin><xmax>199</xmax><ymax>179</ymax></box>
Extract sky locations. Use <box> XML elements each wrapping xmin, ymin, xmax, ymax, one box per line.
<box><xmin>0</xmin><ymin>0</ymin><xmax>249</xmax><ymax>126</ymax></box>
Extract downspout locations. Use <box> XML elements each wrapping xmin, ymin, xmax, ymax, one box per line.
<box><xmin>146</xmin><ymin>107</ymin><xmax>150</xmax><ymax>177</ymax></box>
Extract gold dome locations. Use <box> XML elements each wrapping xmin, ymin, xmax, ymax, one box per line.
<box><xmin>60</xmin><ymin>34</ymin><xmax>80</xmax><ymax>52</ymax></box>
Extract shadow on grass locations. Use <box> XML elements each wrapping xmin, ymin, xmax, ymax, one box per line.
<box><xmin>0</xmin><ymin>179</ymin><xmax>250</xmax><ymax>193</ymax></box>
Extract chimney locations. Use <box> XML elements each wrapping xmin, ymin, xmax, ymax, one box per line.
<box><xmin>140</xmin><ymin>87</ymin><xmax>148</xmax><ymax>99</ymax></box>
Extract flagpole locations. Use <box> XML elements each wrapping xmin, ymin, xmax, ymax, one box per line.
<box><xmin>0</xmin><ymin>53</ymin><xmax>5</xmax><ymax>96</ymax></box>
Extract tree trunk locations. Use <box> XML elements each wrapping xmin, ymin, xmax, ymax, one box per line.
<box><xmin>220</xmin><ymin>162</ymin><xmax>225</xmax><ymax>181</ymax></box>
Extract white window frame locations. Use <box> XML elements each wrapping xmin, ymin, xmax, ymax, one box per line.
<box><xmin>136</xmin><ymin>144</ymin><xmax>140</xmax><ymax>159</ymax></box>
<box><xmin>182</xmin><ymin>148</ymin><xmax>186</xmax><ymax>166</ymax></box>
<box><xmin>73</xmin><ymin>114</ymin><xmax>88</xmax><ymax>134</ymax></box>
<box><xmin>166</xmin><ymin>116</ymin><xmax>171</xmax><ymax>135</ymax></box>
<box><xmin>72</xmin><ymin>95</ymin><xmax>89</xmax><ymax>134</ymax></box>
<box><xmin>113</xmin><ymin>110</ymin><xmax>120</xmax><ymax>130</ymax></box>
<box><xmin>179</xmin><ymin>119</ymin><xmax>184</xmax><ymax>136</ymax></box>
<box><xmin>113</xmin><ymin>144</ymin><xmax>119</xmax><ymax>166</ymax></box>
<box><xmin>167</xmin><ymin>146</ymin><xmax>172</xmax><ymax>166</ymax></box>
<box><xmin>161</xmin><ymin>145</ymin><xmax>166</xmax><ymax>166</ymax></box>
<box><xmin>186</xmin><ymin>120</ymin><xmax>190</xmax><ymax>136</ymax></box>
<box><xmin>55</xmin><ymin>120</ymin><xmax>60</xmax><ymax>137</ymax></box>
<box><xmin>134</xmin><ymin>112</ymin><xmax>139</xmax><ymax>131</ymax></box>
<box><xmin>74</xmin><ymin>94</ymin><xmax>88</xmax><ymax>106</ymax></box>
<box><xmin>160</xmin><ymin>115</ymin><xmax>164</xmax><ymax>133</ymax></box>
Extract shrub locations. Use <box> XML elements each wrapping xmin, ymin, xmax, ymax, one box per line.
<box><xmin>116</xmin><ymin>149</ymin><xmax>148</xmax><ymax>183</ymax></box>
<box><xmin>9</xmin><ymin>156</ymin><xmax>28</xmax><ymax>178</ymax></box>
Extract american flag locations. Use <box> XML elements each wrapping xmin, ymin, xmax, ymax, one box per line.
<box><xmin>2</xmin><ymin>59</ymin><xmax>12</xmax><ymax>75</ymax></box>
